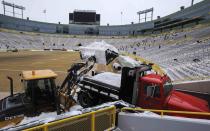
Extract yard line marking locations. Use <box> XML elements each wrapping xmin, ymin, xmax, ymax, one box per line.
<box><xmin>0</xmin><ymin>68</ymin><xmax>22</xmax><ymax>72</ymax></box>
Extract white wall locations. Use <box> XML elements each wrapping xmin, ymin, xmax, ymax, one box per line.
<box><xmin>118</xmin><ymin>112</ymin><xmax>210</xmax><ymax>131</ymax></box>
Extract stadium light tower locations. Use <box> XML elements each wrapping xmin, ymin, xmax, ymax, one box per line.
<box><xmin>2</xmin><ymin>0</ymin><xmax>25</xmax><ymax>19</ymax></box>
<box><xmin>137</xmin><ymin>7</ymin><xmax>153</xmax><ymax>23</ymax></box>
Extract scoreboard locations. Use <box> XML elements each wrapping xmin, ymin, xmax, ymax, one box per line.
<box><xmin>69</xmin><ymin>10</ymin><xmax>100</xmax><ymax>25</ymax></box>
<box><xmin>74</xmin><ymin>12</ymin><xmax>95</xmax><ymax>22</ymax></box>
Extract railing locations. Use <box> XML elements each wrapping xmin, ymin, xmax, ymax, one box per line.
<box><xmin>121</xmin><ymin>107</ymin><xmax>210</xmax><ymax>118</ymax></box>
<box><xmin>24</xmin><ymin>106</ymin><xmax>116</xmax><ymax>131</ymax></box>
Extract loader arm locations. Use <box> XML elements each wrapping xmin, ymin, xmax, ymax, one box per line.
<box><xmin>56</xmin><ymin>56</ymin><xmax>96</xmax><ymax>113</ymax></box>
<box><xmin>59</xmin><ymin>56</ymin><xmax>96</xmax><ymax>93</ymax></box>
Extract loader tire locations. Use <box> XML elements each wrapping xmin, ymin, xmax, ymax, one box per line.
<box><xmin>78</xmin><ymin>91</ymin><xmax>95</xmax><ymax>108</ymax></box>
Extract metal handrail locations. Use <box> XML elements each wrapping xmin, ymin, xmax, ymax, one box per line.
<box><xmin>24</xmin><ymin>106</ymin><xmax>116</xmax><ymax>131</ymax></box>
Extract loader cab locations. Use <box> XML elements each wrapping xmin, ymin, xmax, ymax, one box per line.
<box><xmin>22</xmin><ymin>70</ymin><xmax>58</xmax><ymax>112</ymax></box>
<box><xmin>138</xmin><ymin>74</ymin><xmax>172</xmax><ymax>109</ymax></box>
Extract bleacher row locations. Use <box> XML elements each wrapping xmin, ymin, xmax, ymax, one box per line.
<box><xmin>0</xmin><ymin>24</ymin><xmax>210</xmax><ymax>81</ymax></box>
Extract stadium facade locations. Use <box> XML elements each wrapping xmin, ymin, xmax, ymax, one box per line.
<box><xmin>0</xmin><ymin>0</ymin><xmax>209</xmax><ymax>36</ymax></box>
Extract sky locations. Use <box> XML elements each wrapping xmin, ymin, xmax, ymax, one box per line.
<box><xmin>0</xmin><ymin>0</ymin><xmax>204</xmax><ymax>25</ymax></box>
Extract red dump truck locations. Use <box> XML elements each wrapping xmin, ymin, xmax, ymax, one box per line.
<box><xmin>78</xmin><ymin>64</ymin><xmax>210</xmax><ymax>119</ymax></box>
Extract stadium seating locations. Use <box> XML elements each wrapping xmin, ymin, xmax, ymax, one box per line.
<box><xmin>118</xmin><ymin>25</ymin><xmax>210</xmax><ymax>81</ymax></box>
<box><xmin>0</xmin><ymin>23</ymin><xmax>210</xmax><ymax>81</ymax></box>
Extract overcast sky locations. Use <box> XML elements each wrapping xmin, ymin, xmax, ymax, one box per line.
<box><xmin>0</xmin><ymin>0</ymin><xmax>204</xmax><ymax>25</ymax></box>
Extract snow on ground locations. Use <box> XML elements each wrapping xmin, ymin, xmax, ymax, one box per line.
<box><xmin>19</xmin><ymin>112</ymin><xmax>57</xmax><ymax>125</ymax></box>
<box><xmin>18</xmin><ymin>105</ymin><xmax>83</xmax><ymax>126</ymax></box>
<box><xmin>129</xmin><ymin>111</ymin><xmax>160</xmax><ymax>117</ymax></box>
<box><xmin>81</xmin><ymin>100</ymin><xmax>131</xmax><ymax>113</ymax></box>
<box><xmin>3</xmin><ymin>99</ymin><xmax>210</xmax><ymax>130</ymax></box>
<box><xmin>91</xmin><ymin>72</ymin><xmax>121</xmax><ymax>88</ymax></box>
<box><xmin>2</xmin><ymin>105</ymin><xmax>83</xmax><ymax>131</ymax></box>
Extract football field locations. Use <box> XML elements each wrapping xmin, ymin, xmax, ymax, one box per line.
<box><xmin>0</xmin><ymin>51</ymin><xmax>80</xmax><ymax>98</ymax></box>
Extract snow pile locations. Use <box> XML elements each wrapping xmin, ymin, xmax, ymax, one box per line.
<box><xmin>18</xmin><ymin>105</ymin><xmax>83</xmax><ymax>126</ymax></box>
<box><xmin>3</xmin><ymin>105</ymin><xmax>82</xmax><ymax>131</ymax></box>
<box><xmin>19</xmin><ymin>112</ymin><xmax>58</xmax><ymax>125</ymax></box>
<box><xmin>79</xmin><ymin>41</ymin><xmax>118</xmax><ymax>64</ymax></box>
<box><xmin>82</xmin><ymin>100</ymin><xmax>132</xmax><ymax>113</ymax></box>
<box><xmin>118</xmin><ymin>55</ymin><xmax>141</xmax><ymax>68</ymax></box>
<box><xmin>82</xmin><ymin>41</ymin><xmax>118</xmax><ymax>53</ymax></box>
<box><xmin>129</xmin><ymin>111</ymin><xmax>160</xmax><ymax>117</ymax></box>
<box><xmin>91</xmin><ymin>72</ymin><xmax>121</xmax><ymax>88</ymax></box>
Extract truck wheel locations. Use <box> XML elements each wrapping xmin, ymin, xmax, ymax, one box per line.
<box><xmin>78</xmin><ymin>91</ymin><xmax>94</xmax><ymax>108</ymax></box>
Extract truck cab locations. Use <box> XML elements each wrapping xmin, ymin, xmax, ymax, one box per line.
<box><xmin>138</xmin><ymin>74</ymin><xmax>172</xmax><ymax>109</ymax></box>
<box><xmin>137</xmin><ymin>73</ymin><xmax>210</xmax><ymax>114</ymax></box>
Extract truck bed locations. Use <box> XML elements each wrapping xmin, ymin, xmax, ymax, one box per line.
<box><xmin>79</xmin><ymin>72</ymin><xmax>121</xmax><ymax>97</ymax></box>
<box><xmin>80</xmin><ymin>77</ymin><xmax>120</xmax><ymax>95</ymax></box>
